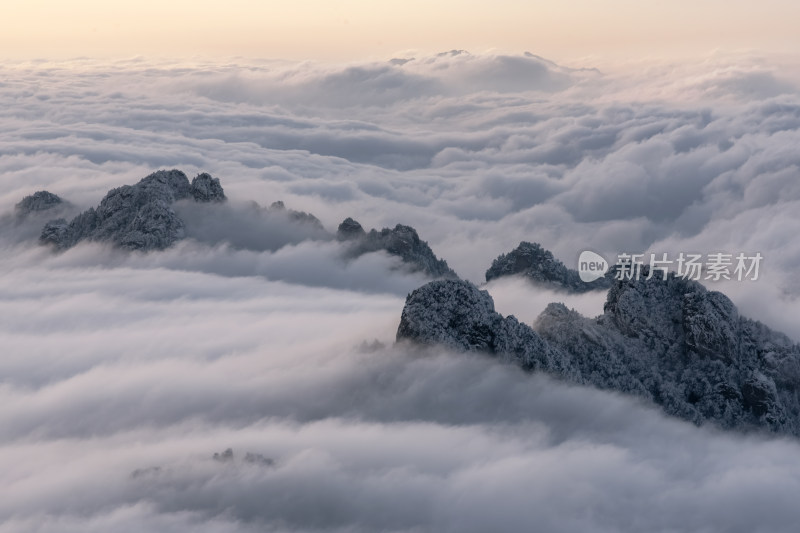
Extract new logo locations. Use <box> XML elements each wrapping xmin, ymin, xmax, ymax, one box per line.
<box><xmin>578</xmin><ymin>250</ymin><xmax>609</xmax><ymax>282</ymax></box>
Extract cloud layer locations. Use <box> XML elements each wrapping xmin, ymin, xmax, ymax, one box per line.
<box><xmin>3</xmin><ymin>53</ymin><xmax>800</xmax><ymax>290</ymax></box>
<box><xmin>2</xmin><ymin>51</ymin><xmax>800</xmax><ymax>531</ymax></box>
<box><xmin>3</xmin><ymin>253</ymin><xmax>800</xmax><ymax>532</ymax></box>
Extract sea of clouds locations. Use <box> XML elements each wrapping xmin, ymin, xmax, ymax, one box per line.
<box><xmin>2</xmin><ymin>50</ymin><xmax>800</xmax><ymax>531</ymax></box>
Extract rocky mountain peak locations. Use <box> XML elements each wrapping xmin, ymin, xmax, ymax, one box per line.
<box><xmin>190</xmin><ymin>173</ymin><xmax>226</xmax><ymax>202</ymax></box>
<box><xmin>398</xmin><ymin>274</ymin><xmax>800</xmax><ymax>436</ymax></box>
<box><xmin>337</xmin><ymin>217</ymin><xmax>366</xmax><ymax>240</ymax></box>
<box><xmin>486</xmin><ymin>241</ymin><xmax>612</xmax><ymax>292</ymax></box>
<box><xmin>15</xmin><ymin>191</ymin><xmax>64</xmax><ymax>217</ymax></box>
<box><xmin>267</xmin><ymin>200</ymin><xmax>324</xmax><ymax>228</ymax></box>
<box><xmin>39</xmin><ymin>169</ymin><xmax>226</xmax><ymax>251</ymax></box>
<box><xmin>397</xmin><ymin>279</ymin><xmax>579</xmax><ymax>377</ymax></box>
<box><xmin>338</xmin><ymin>219</ymin><xmax>458</xmax><ymax>279</ymax></box>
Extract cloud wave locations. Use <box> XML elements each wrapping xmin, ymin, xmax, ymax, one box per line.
<box><xmin>2</xmin><ymin>51</ymin><xmax>800</xmax><ymax>531</ymax></box>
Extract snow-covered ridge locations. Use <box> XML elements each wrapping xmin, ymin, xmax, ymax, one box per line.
<box><xmin>337</xmin><ymin>217</ymin><xmax>458</xmax><ymax>279</ymax></box>
<box><xmin>397</xmin><ymin>275</ymin><xmax>800</xmax><ymax>436</ymax></box>
<box><xmin>39</xmin><ymin>170</ymin><xmax>226</xmax><ymax>251</ymax></box>
<box><xmin>486</xmin><ymin>241</ymin><xmax>612</xmax><ymax>292</ymax></box>
<box><xmin>25</xmin><ymin>169</ymin><xmax>454</xmax><ymax>280</ymax></box>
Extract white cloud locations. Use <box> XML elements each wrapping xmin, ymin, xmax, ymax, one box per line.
<box><xmin>2</xmin><ymin>51</ymin><xmax>800</xmax><ymax>531</ymax></box>
<box><xmin>2</xmin><ymin>257</ymin><xmax>800</xmax><ymax>531</ymax></box>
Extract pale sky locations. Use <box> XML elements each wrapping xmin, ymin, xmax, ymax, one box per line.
<box><xmin>2</xmin><ymin>0</ymin><xmax>800</xmax><ymax>62</ymax></box>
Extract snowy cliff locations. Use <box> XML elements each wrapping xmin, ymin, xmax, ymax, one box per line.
<box><xmin>398</xmin><ymin>275</ymin><xmax>800</xmax><ymax>436</ymax></box>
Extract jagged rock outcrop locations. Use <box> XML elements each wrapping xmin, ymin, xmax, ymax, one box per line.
<box><xmin>269</xmin><ymin>200</ymin><xmax>324</xmax><ymax>229</ymax></box>
<box><xmin>339</xmin><ymin>218</ymin><xmax>457</xmax><ymax>279</ymax></box>
<box><xmin>486</xmin><ymin>241</ymin><xmax>611</xmax><ymax>292</ymax></box>
<box><xmin>549</xmin><ymin>273</ymin><xmax>800</xmax><ymax>434</ymax></box>
<box><xmin>15</xmin><ymin>191</ymin><xmax>65</xmax><ymax>217</ymax></box>
<box><xmin>211</xmin><ymin>448</ymin><xmax>274</xmax><ymax>467</ymax></box>
<box><xmin>40</xmin><ymin>169</ymin><xmax>225</xmax><ymax>251</ymax></box>
<box><xmin>397</xmin><ymin>280</ymin><xmax>578</xmax><ymax>377</ymax></box>
<box><xmin>398</xmin><ymin>275</ymin><xmax>800</xmax><ymax>436</ymax></box>
<box><xmin>190</xmin><ymin>173</ymin><xmax>226</xmax><ymax>202</ymax></box>
<box><xmin>337</xmin><ymin>217</ymin><xmax>366</xmax><ymax>240</ymax></box>
<box><xmin>5</xmin><ymin>190</ymin><xmax>73</xmax><ymax>243</ymax></box>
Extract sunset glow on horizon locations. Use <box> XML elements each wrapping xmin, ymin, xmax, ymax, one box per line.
<box><xmin>3</xmin><ymin>0</ymin><xmax>800</xmax><ymax>62</ymax></box>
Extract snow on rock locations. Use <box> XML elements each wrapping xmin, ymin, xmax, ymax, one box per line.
<box><xmin>486</xmin><ymin>241</ymin><xmax>612</xmax><ymax>292</ymax></box>
<box><xmin>397</xmin><ymin>279</ymin><xmax>579</xmax><ymax>378</ymax></box>
<box><xmin>39</xmin><ymin>170</ymin><xmax>226</xmax><ymax>251</ymax></box>
<box><xmin>15</xmin><ymin>191</ymin><xmax>65</xmax><ymax>217</ymax></box>
<box><xmin>399</xmin><ymin>274</ymin><xmax>800</xmax><ymax>436</ymax></box>
<box><xmin>341</xmin><ymin>218</ymin><xmax>458</xmax><ymax>279</ymax></box>
<box><xmin>578</xmin><ymin>273</ymin><xmax>800</xmax><ymax>434</ymax></box>
<box><xmin>336</xmin><ymin>217</ymin><xmax>366</xmax><ymax>241</ymax></box>
<box><xmin>190</xmin><ymin>172</ymin><xmax>227</xmax><ymax>203</ymax></box>
<box><xmin>31</xmin><ymin>168</ymin><xmax>454</xmax><ymax>283</ymax></box>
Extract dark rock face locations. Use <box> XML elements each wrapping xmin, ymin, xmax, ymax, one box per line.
<box><xmin>682</xmin><ymin>290</ymin><xmax>740</xmax><ymax>361</ymax></box>
<box><xmin>398</xmin><ymin>280</ymin><xmax>504</xmax><ymax>352</ymax></box>
<box><xmin>340</xmin><ymin>218</ymin><xmax>458</xmax><ymax>279</ymax></box>
<box><xmin>486</xmin><ymin>241</ymin><xmax>611</xmax><ymax>292</ymax></box>
<box><xmin>6</xmin><ymin>190</ymin><xmax>73</xmax><ymax>244</ymax></box>
<box><xmin>211</xmin><ymin>448</ymin><xmax>274</xmax><ymax>467</ymax></box>
<box><xmin>190</xmin><ymin>173</ymin><xmax>226</xmax><ymax>202</ymax></box>
<box><xmin>40</xmin><ymin>170</ymin><xmax>225</xmax><ymax>251</ymax></box>
<box><xmin>15</xmin><ymin>191</ymin><xmax>64</xmax><ymax>217</ymax></box>
<box><xmin>397</xmin><ymin>280</ymin><xmax>578</xmax><ymax>377</ymax></box>
<box><xmin>269</xmin><ymin>200</ymin><xmax>324</xmax><ymax>229</ymax></box>
<box><xmin>337</xmin><ymin>217</ymin><xmax>366</xmax><ymax>240</ymax></box>
<box><xmin>213</xmin><ymin>448</ymin><xmax>235</xmax><ymax>462</ymax></box>
<box><xmin>582</xmin><ymin>275</ymin><xmax>800</xmax><ymax>434</ymax></box>
<box><xmin>398</xmin><ymin>275</ymin><xmax>800</xmax><ymax>436</ymax></box>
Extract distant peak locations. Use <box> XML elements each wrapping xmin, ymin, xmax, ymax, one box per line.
<box><xmin>15</xmin><ymin>190</ymin><xmax>65</xmax><ymax>217</ymax></box>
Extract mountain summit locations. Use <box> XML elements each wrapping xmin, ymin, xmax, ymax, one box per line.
<box><xmin>40</xmin><ymin>170</ymin><xmax>225</xmax><ymax>251</ymax></box>
<box><xmin>486</xmin><ymin>241</ymin><xmax>612</xmax><ymax>292</ymax></box>
<box><xmin>398</xmin><ymin>274</ymin><xmax>800</xmax><ymax>436</ymax></box>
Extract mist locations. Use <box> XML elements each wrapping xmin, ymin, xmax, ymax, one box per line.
<box><xmin>2</xmin><ymin>51</ymin><xmax>800</xmax><ymax>531</ymax></box>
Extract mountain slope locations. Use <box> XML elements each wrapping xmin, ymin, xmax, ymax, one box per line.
<box><xmin>397</xmin><ymin>275</ymin><xmax>800</xmax><ymax>436</ymax></box>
